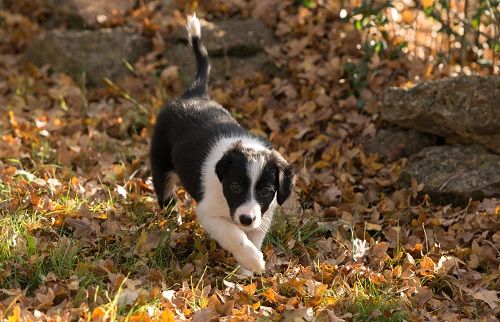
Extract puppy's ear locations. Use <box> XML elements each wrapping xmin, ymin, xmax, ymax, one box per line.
<box><xmin>215</xmin><ymin>152</ymin><xmax>232</xmax><ymax>182</ymax></box>
<box><xmin>277</xmin><ymin>164</ymin><xmax>295</xmax><ymax>205</ymax></box>
<box><xmin>272</xmin><ymin>152</ymin><xmax>296</xmax><ymax>206</ymax></box>
<box><xmin>215</xmin><ymin>141</ymin><xmax>244</xmax><ymax>182</ymax></box>
<box><xmin>215</xmin><ymin>146</ymin><xmax>242</xmax><ymax>182</ymax></box>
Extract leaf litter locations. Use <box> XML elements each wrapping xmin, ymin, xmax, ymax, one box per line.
<box><xmin>0</xmin><ymin>0</ymin><xmax>499</xmax><ymax>321</ymax></box>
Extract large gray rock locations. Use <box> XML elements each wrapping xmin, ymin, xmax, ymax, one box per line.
<box><xmin>23</xmin><ymin>28</ymin><xmax>151</xmax><ymax>86</ymax></box>
<box><xmin>399</xmin><ymin>145</ymin><xmax>500</xmax><ymax>205</ymax></box>
<box><xmin>40</xmin><ymin>0</ymin><xmax>136</xmax><ymax>28</ymax></box>
<box><xmin>171</xmin><ymin>18</ymin><xmax>274</xmax><ymax>57</ymax></box>
<box><xmin>166</xmin><ymin>44</ymin><xmax>274</xmax><ymax>83</ymax></box>
<box><xmin>382</xmin><ymin>75</ymin><xmax>500</xmax><ymax>154</ymax></box>
<box><xmin>167</xmin><ymin>18</ymin><xmax>276</xmax><ymax>83</ymax></box>
<box><xmin>364</xmin><ymin>127</ymin><xmax>440</xmax><ymax>162</ymax></box>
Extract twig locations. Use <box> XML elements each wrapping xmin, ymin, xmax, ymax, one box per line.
<box><xmin>422</xmin><ymin>222</ymin><xmax>430</xmax><ymax>254</ymax></box>
<box><xmin>439</xmin><ymin>175</ymin><xmax>458</xmax><ymax>191</ymax></box>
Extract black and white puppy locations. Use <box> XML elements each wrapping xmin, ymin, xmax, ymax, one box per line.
<box><xmin>150</xmin><ymin>14</ymin><xmax>295</xmax><ymax>273</ymax></box>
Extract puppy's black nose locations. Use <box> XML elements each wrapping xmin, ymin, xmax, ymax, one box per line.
<box><xmin>239</xmin><ymin>214</ymin><xmax>253</xmax><ymax>226</ymax></box>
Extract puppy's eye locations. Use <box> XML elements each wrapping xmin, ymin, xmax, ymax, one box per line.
<box><xmin>260</xmin><ymin>187</ymin><xmax>273</xmax><ymax>196</ymax></box>
<box><xmin>230</xmin><ymin>182</ymin><xmax>241</xmax><ymax>193</ymax></box>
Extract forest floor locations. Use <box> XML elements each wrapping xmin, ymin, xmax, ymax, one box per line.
<box><xmin>0</xmin><ymin>1</ymin><xmax>499</xmax><ymax>321</ymax></box>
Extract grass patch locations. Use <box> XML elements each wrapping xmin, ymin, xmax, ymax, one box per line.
<box><xmin>3</xmin><ymin>252</ymin><xmax>45</xmax><ymax>292</ymax></box>
<box><xmin>150</xmin><ymin>228</ymin><xmax>177</xmax><ymax>269</ymax></box>
<box><xmin>49</xmin><ymin>236</ymin><xmax>82</xmax><ymax>278</ymax></box>
<box><xmin>348</xmin><ymin>280</ymin><xmax>410</xmax><ymax>322</ymax></box>
<box><xmin>0</xmin><ymin>208</ymin><xmax>41</xmax><ymax>262</ymax></box>
<box><xmin>129</xmin><ymin>199</ymin><xmax>155</xmax><ymax>225</ymax></box>
<box><xmin>1</xmin><ymin>235</ymin><xmax>83</xmax><ymax>292</ymax></box>
<box><xmin>265</xmin><ymin>211</ymin><xmax>325</xmax><ymax>259</ymax></box>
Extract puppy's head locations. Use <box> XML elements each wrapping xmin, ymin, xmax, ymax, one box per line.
<box><xmin>215</xmin><ymin>142</ymin><xmax>295</xmax><ymax>229</ymax></box>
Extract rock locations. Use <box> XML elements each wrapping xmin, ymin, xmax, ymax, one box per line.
<box><xmin>166</xmin><ymin>18</ymin><xmax>276</xmax><ymax>84</ymax></box>
<box><xmin>23</xmin><ymin>28</ymin><xmax>151</xmax><ymax>86</ymax></box>
<box><xmin>382</xmin><ymin>75</ymin><xmax>500</xmax><ymax>154</ymax></box>
<box><xmin>364</xmin><ymin>127</ymin><xmax>441</xmax><ymax>162</ymax></box>
<box><xmin>399</xmin><ymin>145</ymin><xmax>500</xmax><ymax>205</ymax></box>
<box><xmin>171</xmin><ymin>18</ymin><xmax>274</xmax><ymax>57</ymax></box>
<box><xmin>40</xmin><ymin>0</ymin><xmax>136</xmax><ymax>28</ymax></box>
<box><xmin>165</xmin><ymin>44</ymin><xmax>274</xmax><ymax>83</ymax></box>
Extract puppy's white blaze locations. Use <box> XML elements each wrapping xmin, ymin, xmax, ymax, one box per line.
<box><xmin>232</xmin><ymin>154</ymin><xmax>265</xmax><ymax>228</ymax></box>
<box><xmin>186</xmin><ymin>14</ymin><xmax>201</xmax><ymax>39</ymax></box>
<box><xmin>248</xmin><ymin>154</ymin><xmax>266</xmax><ymax>189</ymax></box>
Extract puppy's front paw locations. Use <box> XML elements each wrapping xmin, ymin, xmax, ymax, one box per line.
<box><xmin>235</xmin><ymin>245</ymin><xmax>265</xmax><ymax>273</ymax></box>
<box><xmin>236</xmin><ymin>266</ymin><xmax>254</xmax><ymax>277</ymax></box>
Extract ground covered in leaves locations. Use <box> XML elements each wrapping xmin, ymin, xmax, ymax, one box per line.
<box><xmin>0</xmin><ymin>1</ymin><xmax>499</xmax><ymax>321</ymax></box>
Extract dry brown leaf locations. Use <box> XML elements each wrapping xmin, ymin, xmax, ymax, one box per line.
<box><xmin>316</xmin><ymin>308</ymin><xmax>346</xmax><ymax>322</ymax></box>
<box><xmin>192</xmin><ymin>307</ymin><xmax>218</xmax><ymax>322</ymax></box>
<box><xmin>134</xmin><ymin>229</ymin><xmax>162</xmax><ymax>255</ymax></box>
<box><xmin>473</xmin><ymin>289</ymin><xmax>499</xmax><ymax>310</ymax></box>
<box><xmin>370</xmin><ymin>242</ymin><xmax>389</xmax><ymax>260</ymax></box>
<box><xmin>35</xmin><ymin>287</ymin><xmax>55</xmax><ymax>310</ymax></box>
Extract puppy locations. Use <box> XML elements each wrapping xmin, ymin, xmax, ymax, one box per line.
<box><xmin>150</xmin><ymin>14</ymin><xmax>295</xmax><ymax>273</ymax></box>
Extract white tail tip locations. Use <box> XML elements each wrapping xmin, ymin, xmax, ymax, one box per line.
<box><xmin>187</xmin><ymin>13</ymin><xmax>201</xmax><ymax>39</ymax></box>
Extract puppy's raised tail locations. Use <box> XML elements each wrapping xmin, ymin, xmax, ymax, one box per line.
<box><xmin>182</xmin><ymin>14</ymin><xmax>210</xmax><ymax>99</ymax></box>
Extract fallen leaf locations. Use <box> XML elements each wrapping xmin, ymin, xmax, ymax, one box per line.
<box><xmin>192</xmin><ymin>307</ymin><xmax>218</xmax><ymax>322</ymax></box>
<box><xmin>473</xmin><ymin>289</ymin><xmax>499</xmax><ymax>310</ymax></box>
<box><xmin>371</xmin><ymin>242</ymin><xmax>389</xmax><ymax>261</ymax></box>
<box><xmin>159</xmin><ymin>309</ymin><xmax>175</xmax><ymax>322</ymax></box>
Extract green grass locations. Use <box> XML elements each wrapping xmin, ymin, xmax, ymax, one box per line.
<box><xmin>150</xmin><ymin>228</ymin><xmax>177</xmax><ymax>269</ymax></box>
<box><xmin>0</xmin><ymin>179</ymin><xmax>85</xmax><ymax>291</ymax></box>
<box><xmin>3</xmin><ymin>251</ymin><xmax>45</xmax><ymax>292</ymax></box>
<box><xmin>1</xmin><ymin>234</ymin><xmax>83</xmax><ymax>292</ymax></box>
<box><xmin>129</xmin><ymin>199</ymin><xmax>156</xmax><ymax>225</ymax></box>
<box><xmin>49</xmin><ymin>236</ymin><xmax>82</xmax><ymax>278</ymax></box>
<box><xmin>149</xmin><ymin>204</ymin><xmax>184</xmax><ymax>269</ymax></box>
<box><xmin>265</xmin><ymin>211</ymin><xmax>325</xmax><ymax>258</ymax></box>
<box><xmin>0</xmin><ymin>207</ymin><xmax>41</xmax><ymax>262</ymax></box>
<box><xmin>0</xmin><ymin>179</ymin><xmax>43</xmax><ymax>290</ymax></box>
<box><xmin>348</xmin><ymin>280</ymin><xmax>410</xmax><ymax>322</ymax></box>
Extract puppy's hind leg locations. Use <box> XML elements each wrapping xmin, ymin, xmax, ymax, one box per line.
<box><xmin>151</xmin><ymin>163</ymin><xmax>176</xmax><ymax>209</ymax></box>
